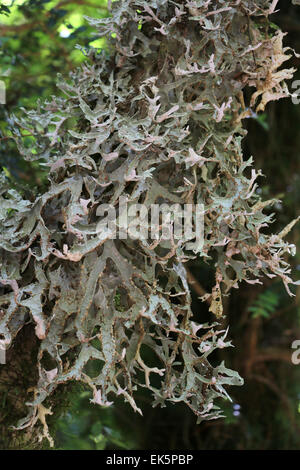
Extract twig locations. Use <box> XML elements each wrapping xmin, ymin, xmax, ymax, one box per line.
<box><xmin>186</xmin><ymin>268</ymin><xmax>210</xmax><ymax>303</ymax></box>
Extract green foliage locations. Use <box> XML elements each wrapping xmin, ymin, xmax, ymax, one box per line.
<box><xmin>254</xmin><ymin>113</ymin><xmax>269</xmax><ymax>131</ymax></box>
<box><xmin>56</xmin><ymin>390</ymin><xmax>136</xmax><ymax>450</ymax></box>
<box><xmin>248</xmin><ymin>289</ymin><xmax>280</xmax><ymax>319</ymax></box>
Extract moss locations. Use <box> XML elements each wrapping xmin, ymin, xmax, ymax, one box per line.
<box><xmin>114</xmin><ymin>291</ymin><xmax>126</xmax><ymax>312</ymax></box>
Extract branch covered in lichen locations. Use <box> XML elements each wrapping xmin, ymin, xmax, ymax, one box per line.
<box><xmin>0</xmin><ymin>0</ymin><xmax>299</xmax><ymax>446</ymax></box>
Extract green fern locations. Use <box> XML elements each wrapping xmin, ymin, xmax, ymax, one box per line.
<box><xmin>248</xmin><ymin>290</ymin><xmax>279</xmax><ymax>319</ymax></box>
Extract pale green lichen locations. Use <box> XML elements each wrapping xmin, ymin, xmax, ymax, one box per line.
<box><xmin>0</xmin><ymin>0</ymin><xmax>299</xmax><ymax>444</ymax></box>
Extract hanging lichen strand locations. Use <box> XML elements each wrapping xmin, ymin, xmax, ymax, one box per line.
<box><xmin>0</xmin><ymin>0</ymin><xmax>299</xmax><ymax>446</ymax></box>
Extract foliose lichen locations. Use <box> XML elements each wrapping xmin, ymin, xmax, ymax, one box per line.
<box><xmin>0</xmin><ymin>0</ymin><xmax>299</xmax><ymax>446</ymax></box>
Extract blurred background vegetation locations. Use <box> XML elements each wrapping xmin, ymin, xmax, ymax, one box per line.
<box><xmin>0</xmin><ymin>0</ymin><xmax>299</xmax><ymax>450</ymax></box>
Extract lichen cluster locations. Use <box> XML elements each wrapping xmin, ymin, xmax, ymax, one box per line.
<box><xmin>0</xmin><ymin>0</ymin><xmax>299</xmax><ymax>445</ymax></box>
